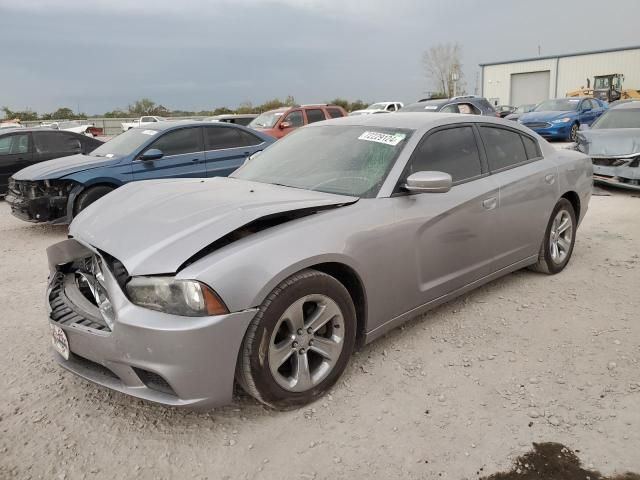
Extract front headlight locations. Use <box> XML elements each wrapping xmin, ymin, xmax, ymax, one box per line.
<box><xmin>126</xmin><ymin>277</ymin><xmax>228</xmax><ymax>317</ymax></box>
<box><xmin>552</xmin><ymin>117</ymin><xmax>572</xmax><ymax>124</ymax></box>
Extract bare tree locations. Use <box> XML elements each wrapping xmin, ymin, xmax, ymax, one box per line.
<box><xmin>422</xmin><ymin>42</ymin><xmax>466</xmax><ymax>98</ymax></box>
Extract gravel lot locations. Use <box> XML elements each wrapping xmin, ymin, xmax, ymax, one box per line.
<box><xmin>0</xmin><ymin>190</ymin><xmax>639</xmax><ymax>480</ymax></box>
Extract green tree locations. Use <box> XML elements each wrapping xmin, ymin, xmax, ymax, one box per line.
<box><xmin>127</xmin><ymin>98</ymin><xmax>169</xmax><ymax>116</ymax></box>
<box><xmin>348</xmin><ymin>100</ymin><xmax>369</xmax><ymax>112</ymax></box>
<box><xmin>2</xmin><ymin>106</ymin><xmax>38</xmax><ymax>121</ymax></box>
<box><xmin>212</xmin><ymin>107</ymin><xmax>234</xmax><ymax>115</ymax></box>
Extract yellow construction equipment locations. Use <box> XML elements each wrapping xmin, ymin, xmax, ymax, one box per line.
<box><xmin>567</xmin><ymin>74</ymin><xmax>640</xmax><ymax>102</ymax></box>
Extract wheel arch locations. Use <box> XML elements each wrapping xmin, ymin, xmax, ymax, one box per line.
<box><xmin>561</xmin><ymin>190</ymin><xmax>581</xmax><ymax>220</ymax></box>
<box><xmin>310</xmin><ymin>262</ymin><xmax>368</xmax><ymax>347</ymax></box>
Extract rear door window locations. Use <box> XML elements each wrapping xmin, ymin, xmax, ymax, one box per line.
<box><xmin>305</xmin><ymin>109</ymin><xmax>326</xmax><ymax>124</ymax></box>
<box><xmin>204</xmin><ymin>127</ymin><xmax>262</xmax><ymax>150</ymax></box>
<box><xmin>408</xmin><ymin>126</ymin><xmax>483</xmax><ymax>183</ymax></box>
<box><xmin>326</xmin><ymin>108</ymin><xmax>344</xmax><ymax>119</ymax></box>
<box><xmin>149</xmin><ymin>127</ymin><xmax>203</xmax><ymax>156</ymax></box>
<box><xmin>33</xmin><ymin>132</ymin><xmax>79</xmax><ymax>154</ymax></box>
<box><xmin>479</xmin><ymin>126</ymin><xmax>528</xmax><ymax>171</ymax></box>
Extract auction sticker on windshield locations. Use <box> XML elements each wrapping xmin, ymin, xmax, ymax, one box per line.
<box><xmin>358</xmin><ymin>131</ymin><xmax>406</xmax><ymax>146</ymax></box>
<box><xmin>50</xmin><ymin>323</ymin><xmax>70</xmax><ymax>360</ymax></box>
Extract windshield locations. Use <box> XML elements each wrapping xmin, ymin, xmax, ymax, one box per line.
<box><xmin>401</xmin><ymin>102</ymin><xmax>442</xmax><ymax>112</ymax></box>
<box><xmin>248</xmin><ymin>111</ymin><xmax>283</xmax><ymax>129</ymax></box>
<box><xmin>231</xmin><ymin>125</ymin><xmax>412</xmax><ymax>198</ymax></box>
<box><xmin>592</xmin><ymin>109</ymin><xmax>640</xmax><ymax>129</ymax></box>
<box><xmin>534</xmin><ymin>99</ymin><xmax>580</xmax><ymax>112</ymax></box>
<box><xmin>90</xmin><ymin>128</ymin><xmax>159</xmax><ymax>157</ymax></box>
<box><xmin>516</xmin><ymin>104</ymin><xmax>535</xmax><ymax>113</ymax></box>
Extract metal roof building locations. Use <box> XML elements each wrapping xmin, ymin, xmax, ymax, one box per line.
<box><xmin>479</xmin><ymin>45</ymin><xmax>640</xmax><ymax>106</ymax></box>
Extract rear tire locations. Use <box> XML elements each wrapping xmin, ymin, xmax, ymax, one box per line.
<box><xmin>529</xmin><ymin>198</ymin><xmax>576</xmax><ymax>274</ymax></box>
<box><xmin>73</xmin><ymin>186</ymin><xmax>114</xmax><ymax>216</ymax></box>
<box><xmin>236</xmin><ymin>269</ymin><xmax>356</xmax><ymax>410</ymax></box>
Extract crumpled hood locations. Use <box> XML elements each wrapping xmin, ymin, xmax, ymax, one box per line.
<box><xmin>520</xmin><ymin>111</ymin><xmax>575</xmax><ymax>123</ymax></box>
<box><xmin>12</xmin><ymin>154</ymin><xmax>121</xmax><ymax>181</ymax></box>
<box><xmin>70</xmin><ymin>177</ymin><xmax>358</xmax><ymax>276</ymax></box>
<box><xmin>577</xmin><ymin>128</ymin><xmax>640</xmax><ymax>157</ymax></box>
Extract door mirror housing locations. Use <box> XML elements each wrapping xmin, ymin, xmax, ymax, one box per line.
<box><xmin>139</xmin><ymin>148</ymin><xmax>164</xmax><ymax>161</ymax></box>
<box><xmin>279</xmin><ymin>121</ymin><xmax>291</xmax><ymax>129</ymax></box>
<box><xmin>404</xmin><ymin>171</ymin><xmax>452</xmax><ymax>193</ymax></box>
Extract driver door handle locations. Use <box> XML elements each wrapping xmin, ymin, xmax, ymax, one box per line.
<box><xmin>482</xmin><ymin>197</ymin><xmax>497</xmax><ymax>210</ymax></box>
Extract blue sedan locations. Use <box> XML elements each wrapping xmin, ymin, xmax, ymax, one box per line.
<box><xmin>519</xmin><ymin>97</ymin><xmax>608</xmax><ymax>141</ymax></box>
<box><xmin>6</xmin><ymin>121</ymin><xmax>275</xmax><ymax>223</ymax></box>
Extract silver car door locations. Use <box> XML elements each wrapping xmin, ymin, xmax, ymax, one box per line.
<box><xmin>390</xmin><ymin>124</ymin><xmax>502</xmax><ymax>311</ymax></box>
<box><xmin>477</xmin><ymin>125</ymin><xmax>558</xmax><ymax>267</ymax></box>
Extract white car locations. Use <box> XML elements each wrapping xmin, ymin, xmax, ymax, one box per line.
<box><xmin>349</xmin><ymin>102</ymin><xmax>404</xmax><ymax>116</ymax></box>
<box><xmin>121</xmin><ymin>116</ymin><xmax>166</xmax><ymax>132</ymax></box>
<box><xmin>42</xmin><ymin>120</ymin><xmax>100</xmax><ymax>137</ymax></box>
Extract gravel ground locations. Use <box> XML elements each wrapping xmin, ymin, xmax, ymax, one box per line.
<box><xmin>0</xmin><ymin>190</ymin><xmax>639</xmax><ymax>480</ymax></box>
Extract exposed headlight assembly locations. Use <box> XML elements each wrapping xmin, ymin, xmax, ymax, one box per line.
<box><xmin>126</xmin><ymin>277</ymin><xmax>228</xmax><ymax>317</ymax></box>
<box><xmin>552</xmin><ymin>117</ymin><xmax>572</xmax><ymax>124</ymax></box>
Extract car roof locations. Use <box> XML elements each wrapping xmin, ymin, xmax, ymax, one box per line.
<box><xmin>0</xmin><ymin>127</ymin><xmax>85</xmax><ymax>135</ymax></box>
<box><xmin>310</xmin><ymin>111</ymin><xmax>527</xmax><ymax>132</ymax></box>
<box><xmin>610</xmin><ymin>101</ymin><xmax>640</xmax><ymax>110</ymax></box>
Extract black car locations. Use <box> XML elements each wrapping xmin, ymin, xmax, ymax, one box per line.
<box><xmin>0</xmin><ymin>128</ymin><xmax>102</xmax><ymax>194</ymax></box>
<box><xmin>402</xmin><ymin>96</ymin><xmax>498</xmax><ymax>116</ymax></box>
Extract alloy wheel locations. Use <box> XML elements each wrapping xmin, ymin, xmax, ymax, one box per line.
<box><xmin>268</xmin><ymin>294</ymin><xmax>345</xmax><ymax>392</ymax></box>
<box><xmin>549</xmin><ymin>209</ymin><xmax>573</xmax><ymax>265</ymax></box>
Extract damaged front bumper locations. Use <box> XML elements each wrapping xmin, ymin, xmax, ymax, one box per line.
<box><xmin>5</xmin><ymin>178</ymin><xmax>78</xmax><ymax>223</ymax></box>
<box><xmin>46</xmin><ymin>239</ymin><xmax>256</xmax><ymax>409</ymax></box>
<box><xmin>591</xmin><ymin>154</ymin><xmax>640</xmax><ymax>191</ymax></box>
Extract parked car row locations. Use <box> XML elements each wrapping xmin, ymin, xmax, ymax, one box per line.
<box><xmin>5</xmin><ymin>121</ymin><xmax>274</xmax><ymax>221</ymax></box>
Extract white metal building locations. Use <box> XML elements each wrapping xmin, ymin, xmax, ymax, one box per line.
<box><xmin>480</xmin><ymin>45</ymin><xmax>640</xmax><ymax>106</ymax></box>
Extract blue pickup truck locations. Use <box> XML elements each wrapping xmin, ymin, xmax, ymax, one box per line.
<box><xmin>6</xmin><ymin>121</ymin><xmax>274</xmax><ymax>223</ymax></box>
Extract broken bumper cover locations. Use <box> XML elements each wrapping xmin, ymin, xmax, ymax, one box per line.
<box><xmin>592</xmin><ymin>155</ymin><xmax>640</xmax><ymax>191</ymax></box>
<box><xmin>5</xmin><ymin>178</ymin><xmax>75</xmax><ymax>223</ymax></box>
<box><xmin>47</xmin><ymin>239</ymin><xmax>257</xmax><ymax>409</ymax></box>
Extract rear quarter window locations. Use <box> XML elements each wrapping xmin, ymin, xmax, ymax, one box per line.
<box><xmin>522</xmin><ymin>135</ymin><xmax>541</xmax><ymax>159</ymax></box>
<box><xmin>326</xmin><ymin>108</ymin><xmax>344</xmax><ymax>119</ymax></box>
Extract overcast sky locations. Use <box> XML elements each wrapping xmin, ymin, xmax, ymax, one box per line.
<box><xmin>1</xmin><ymin>0</ymin><xmax>638</xmax><ymax>114</ymax></box>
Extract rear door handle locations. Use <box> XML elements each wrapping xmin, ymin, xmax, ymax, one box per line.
<box><xmin>545</xmin><ymin>174</ymin><xmax>556</xmax><ymax>184</ymax></box>
<box><xmin>482</xmin><ymin>197</ymin><xmax>497</xmax><ymax>210</ymax></box>
<box><xmin>191</xmin><ymin>158</ymin><xmax>200</xmax><ymax>162</ymax></box>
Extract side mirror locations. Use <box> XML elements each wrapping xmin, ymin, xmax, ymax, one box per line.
<box><xmin>404</xmin><ymin>171</ymin><xmax>452</xmax><ymax>193</ymax></box>
<box><xmin>279</xmin><ymin>121</ymin><xmax>291</xmax><ymax>129</ymax></box>
<box><xmin>139</xmin><ymin>148</ymin><xmax>164</xmax><ymax>161</ymax></box>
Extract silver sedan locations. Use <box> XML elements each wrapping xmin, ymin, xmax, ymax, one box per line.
<box><xmin>46</xmin><ymin>113</ymin><xmax>592</xmax><ymax>409</ymax></box>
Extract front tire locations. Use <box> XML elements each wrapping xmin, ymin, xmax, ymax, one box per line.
<box><xmin>529</xmin><ymin>198</ymin><xmax>576</xmax><ymax>274</ymax></box>
<box><xmin>569</xmin><ymin>122</ymin><xmax>579</xmax><ymax>142</ymax></box>
<box><xmin>236</xmin><ymin>269</ymin><xmax>356</xmax><ymax>409</ymax></box>
<box><xmin>73</xmin><ymin>185</ymin><xmax>114</xmax><ymax>216</ymax></box>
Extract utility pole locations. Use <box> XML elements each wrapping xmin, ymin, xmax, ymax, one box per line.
<box><xmin>451</xmin><ymin>72</ymin><xmax>459</xmax><ymax>97</ymax></box>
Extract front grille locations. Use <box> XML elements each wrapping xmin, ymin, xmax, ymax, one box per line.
<box><xmin>49</xmin><ymin>273</ymin><xmax>111</xmax><ymax>332</ymax></box>
<box><xmin>592</xmin><ymin>157</ymin><xmax>639</xmax><ymax>167</ymax></box>
<box><xmin>523</xmin><ymin>122</ymin><xmax>552</xmax><ymax>129</ymax></box>
<box><xmin>70</xmin><ymin>353</ymin><xmax>119</xmax><ymax>380</ymax></box>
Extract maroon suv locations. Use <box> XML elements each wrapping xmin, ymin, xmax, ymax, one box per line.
<box><xmin>248</xmin><ymin>104</ymin><xmax>347</xmax><ymax>139</ymax></box>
